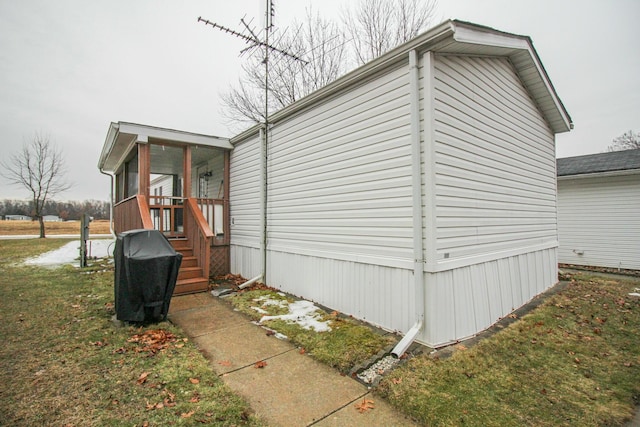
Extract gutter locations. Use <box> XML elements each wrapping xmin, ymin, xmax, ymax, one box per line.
<box><xmin>392</xmin><ymin>49</ymin><xmax>425</xmax><ymax>358</ymax></box>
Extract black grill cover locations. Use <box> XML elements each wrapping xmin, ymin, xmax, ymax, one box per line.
<box><xmin>114</xmin><ymin>229</ymin><xmax>182</xmax><ymax>322</ymax></box>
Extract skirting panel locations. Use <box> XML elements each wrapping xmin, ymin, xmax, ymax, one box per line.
<box><xmin>422</xmin><ymin>246</ymin><xmax>558</xmax><ymax>347</ymax></box>
<box><xmin>268</xmin><ymin>250</ymin><xmax>415</xmax><ymax>334</ymax></box>
<box><xmin>230</xmin><ymin>244</ymin><xmax>262</xmax><ymax>280</ymax></box>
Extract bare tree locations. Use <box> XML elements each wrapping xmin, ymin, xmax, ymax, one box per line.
<box><xmin>221</xmin><ymin>8</ymin><xmax>346</xmax><ymax>127</ymax></box>
<box><xmin>1</xmin><ymin>134</ymin><xmax>71</xmax><ymax>238</ymax></box>
<box><xmin>343</xmin><ymin>0</ymin><xmax>438</xmax><ymax>66</ymax></box>
<box><xmin>607</xmin><ymin>130</ymin><xmax>640</xmax><ymax>151</ymax></box>
<box><xmin>221</xmin><ymin>0</ymin><xmax>438</xmax><ymax>127</ymax></box>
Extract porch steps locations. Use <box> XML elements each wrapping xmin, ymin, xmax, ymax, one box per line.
<box><xmin>169</xmin><ymin>238</ymin><xmax>209</xmax><ymax>296</ymax></box>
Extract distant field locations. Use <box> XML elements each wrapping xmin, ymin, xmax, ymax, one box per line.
<box><xmin>0</xmin><ymin>219</ymin><xmax>111</xmax><ymax>235</ymax></box>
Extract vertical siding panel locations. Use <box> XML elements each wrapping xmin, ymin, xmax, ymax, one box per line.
<box><xmin>421</xmin><ymin>247</ymin><xmax>557</xmax><ymax>347</ymax></box>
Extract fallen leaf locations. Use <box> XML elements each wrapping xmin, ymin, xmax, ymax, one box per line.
<box><xmin>218</xmin><ymin>360</ymin><xmax>232</xmax><ymax>367</ymax></box>
<box><xmin>163</xmin><ymin>398</ymin><xmax>176</xmax><ymax>407</ymax></box>
<box><xmin>330</xmin><ymin>310</ymin><xmax>339</xmax><ymax>316</ymax></box>
<box><xmin>355</xmin><ymin>398</ymin><xmax>375</xmax><ymax>413</ymax></box>
<box><xmin>624</xmin><ymin>362</ymin><xmax>633</xmax><ymax>367</ymax></box>
<box><xmin>391</xmin><ymin>378</ymin><xmax>402</xmax><ymax>384</ymax></box>
<box><xmin>456</xmin><ymin>344</ymin><xmax>467</xmax><ymax>351</ymax></box>
<box><xmin>299</xmin><ymin>348</ymin><xmax>306</xmax><ymax>355</ymax></box>
<box><xmin>508</xmin><ymin>313</ymin><xmax>518</xmax><ymax>319</ymax></box>
<box><xmin>137</xmin><ymin>372</ymin><xmax>150</xmax><ymax>385</ymax></box>
<box><xmin>254</xmin><ymin>360</ymin><xmax>267</xmax><ymax>369</ymax></box>
<box><xmin>265</xmin><ymin>330</ymin><xmax>275</xmax><ymax>336</ymax></box>
<box><xmin>181</xmin><ymin>411</ymin><xmax>195</xmax><ymax>418</ymax></box>
<box><xmin>189</xmin><ymin>378</ymin><xmax>200</xmax><ymax>384</ymax></box>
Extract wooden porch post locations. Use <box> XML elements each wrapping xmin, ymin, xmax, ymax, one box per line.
<box><xmin>137</xmin><ymin>137</ymin><xmax>150</xmax><ymax>198</ymax></box>
<box><xmin>183</xmin><ymin>146</ymin><xmax>192</xmax><ymax>198</ymax></box>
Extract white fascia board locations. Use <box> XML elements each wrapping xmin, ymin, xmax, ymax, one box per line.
<box><xmin>98</xmin><ymin>122</ymin><xmax>120</xmax><ymax>171</ymax></box>
<box><xmin>117</xmin><ymin>122</ymin><xmax>232</xmax><ymax>149</ymax></box>
<box><xmin>557</xmin><ymin>169</ymin><xmax>640</xmax><ymax>180</ymax></box>
<box><xmin>452</xmin><ymin>23</ymin><xmax>572</xmax><ymax>134</ymax></box>
<box><xmin>452</xmin><ymin>24</ymin><xmax>530</xmax><ymax>51</ymax></box>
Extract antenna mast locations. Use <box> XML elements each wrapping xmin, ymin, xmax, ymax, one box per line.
<box><xmin>198</xmin><ymin>1</ymin><xmax>305</xmax><ymax>283</ymax></box>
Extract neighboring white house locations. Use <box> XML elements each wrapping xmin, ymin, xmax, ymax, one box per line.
<box><xmin>229</xmin><ymin>20</ymin><xmax>572</xmax><ymax>347</ymax></box>
<box><xmin>557</xmin><ymin>149</ymin><xmax>640</xmax><ymax>271</ymax></box>
<box><xmin>42</xmin><ymin>215</ymin><xmax>62</xmax><ymax>222</ymax></box>
<box><xmin>4</xmin><ymin>215</ymin><xmax>31</xmax><ymax>221</ymax></box>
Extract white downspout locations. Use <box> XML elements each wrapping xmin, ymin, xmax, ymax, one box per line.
<box><xmin>259</xmin><ymin>126</ymin><xmax>267</xmax><ymax>283</ymax></box>
<box><xmin>392</xmin><ymin>49</ymin><xmax>425</xmax><ymax>358</ymax></box>
<box><xmin>98</xmin><ymin>168</ymin><xmax>116</xmax><ymax>238</ymax></box>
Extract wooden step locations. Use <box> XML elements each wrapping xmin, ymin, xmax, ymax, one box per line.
<box><xmin>181</xmin><ymin>256</ymin><xmax>198</xmax><ymax>268</ymax></box>
<box><xmin>174</xmin><ymin>277</ymin><xmax>209</xmax><ymax>295</ymax></box>
<box><xmin>178</xmin><ymin>266</ymin><xmax>203</xmax><ymax>280</ymax></box>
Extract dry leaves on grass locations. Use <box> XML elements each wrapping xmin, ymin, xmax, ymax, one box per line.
<box><xmin>355</xmin><ymin>398</ymin><xmax>375</xmax><ymax>413</ymax></box>
<box><xmin>128</xmin><ymin>329</ymin><xmax>177</xmax><ymax>355</ymax></box>
<box><xmin>189</xmin><ymin>378</ymin><xmax>200</xmax><ymax>384</ymax></box>
<box><xmin>254</xmin><ymin>360</ymin><xmax>267</xmax><ymax>368</ymax></box>
<box><xmin>137</xmin><ymin>371</ymin><xmax>150</xmax><ymax>385</ymax></box>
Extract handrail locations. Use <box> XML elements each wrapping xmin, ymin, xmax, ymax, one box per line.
<box><xmin>185</xmin><ymin>198</ymin><xmax>213</xmax><ymax>279</ymax></box>
<box><xmin>137</xmin><ymin>195</ymin><xmax>154</xmax><ymax>229</ymax></box>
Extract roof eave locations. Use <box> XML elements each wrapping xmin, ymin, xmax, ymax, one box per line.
<box><xmin>231</xmin><ymin>19</ymin><xmax>572</xmax><ymax>143</ymax></box>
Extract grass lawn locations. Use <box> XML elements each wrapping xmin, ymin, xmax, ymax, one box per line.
<box><xmin>3</xmin><ymin>238</ymin><xmax>638</xmax><ymax>426</ymax></box>
<box><xmin>0</xmin><ymin>239</ymin><xmax>264</xmax><ymax>426</ymax></box>
<box><xmin>377</xmin><ymin>272</ymin><xmax>640</xmax><ymax>426</ymax></box>
<box><xmin>228</xmin><ymin>289</ymin><xmax>396</xmax><ymax>373</ymax></box>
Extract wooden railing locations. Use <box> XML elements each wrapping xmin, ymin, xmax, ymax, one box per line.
<box><xmin>148</xmin><ymin>196</ymin><xmax>185</xmax><ymax>237</ymax></box>
<box><xmin>185</xmin><ymin>198</ymin><xmax>214</xmax><ymax>278</ymax></box>
<box><xmin>113</xmin><ymin>195</ymin><xmax>153</xmax><ymax>234</ymax></box>
<box><xmin>195</xmin><ymin>197</ymin><xmax>229</xmax><ymax>245</ymax></box>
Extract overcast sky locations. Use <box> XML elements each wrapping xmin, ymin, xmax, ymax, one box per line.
<box><xmin>1</xmin><ymin>0</ymin><xmax>638</xmax><ymax>201</ymax></box>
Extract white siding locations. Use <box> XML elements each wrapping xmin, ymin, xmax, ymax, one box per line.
<box><xmin>422</xmin><ymin>246</ymin><xmax>557</xmax><ymax>346</ymax></box>
<box><xmin>267</xmin><ymin>63</ymin><xmax>415</xmax><ymax>269</ymax></box>
<box><xmin>429</xmin><ymin>55</ymin><xmax>558</xmax><ymax>268</ymax></box>
<box><xmin>229</xmin><ymin>135</ymin><xmax>262</xmax><ymax>277</ymax></box>
<box><xmin>557</xmin><ymin>173</ymin><xmax>640</xmax><ymax>270</ymax></box>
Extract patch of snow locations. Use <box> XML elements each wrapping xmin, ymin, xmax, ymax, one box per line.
<box><xmin>250</xmin><ymin>306</ymin><xmax>269</xmax><ymax>314</ymax></box>
<box><xmin>24</xmin><ymin>239</ymin><xmax>115</xmax><ymax>267</ymax></box>
<box><xmin>629</xmin><ymin>293</ymin><xmax>640</xmax><ymax>298</ymax></box>
<box><xmin>253</xmin><ymin>295</ymin><xmax>288</xmax><ymax>309</ymax></box>
<box><xmin>259</xmin><ymin>299</ymin><xmax>331</xmax><ymax>332</ymax></box>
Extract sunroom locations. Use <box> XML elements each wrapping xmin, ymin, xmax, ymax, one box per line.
<box><xmin>98</xmin><ymin>122</ymin><xmax>232</xmax><ymax>294</ymax></box>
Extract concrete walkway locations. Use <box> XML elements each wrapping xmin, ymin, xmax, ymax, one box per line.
<box><xmin>168</xmin><ymin>293</ymin><xmax>417</xmax><ymax>427</ymax></box>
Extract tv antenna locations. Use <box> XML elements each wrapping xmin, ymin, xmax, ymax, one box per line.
<box><xmin>198</xmin><ymin>0</ymin><xmax>307</xmax><ymax>127</ymax></box>
<box><xmin>198</xmin><ymin>1</ymin><xmax>306</xmax><ymax>282</ymax></box>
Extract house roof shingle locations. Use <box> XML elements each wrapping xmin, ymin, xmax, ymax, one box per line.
<box><xmin>557</xmin><ymin>149</ymin><xmax>640</xmax><ymax>177</ymax></box>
